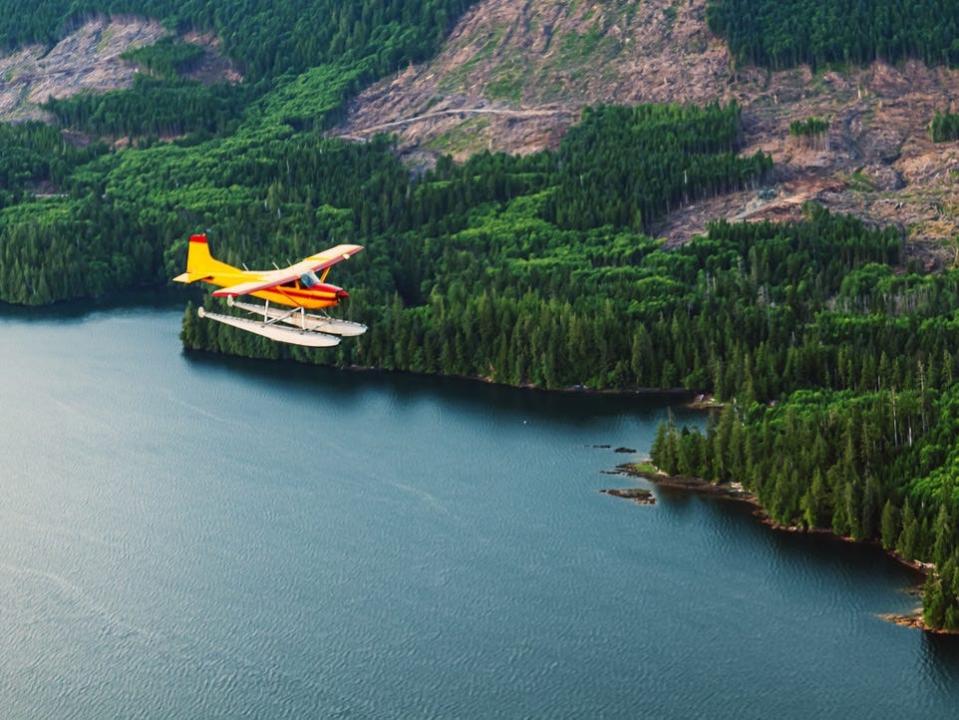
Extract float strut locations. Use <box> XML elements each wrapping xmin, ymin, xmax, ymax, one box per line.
<box><xmin>262</xmin><ymin>305</ymin><xmax>302</xmax><ymax>327</ymax></box>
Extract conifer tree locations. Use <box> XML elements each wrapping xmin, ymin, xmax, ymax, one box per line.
<box><xmin>881</xmin><ymin>500</ymin><xmax>900</xmax><ymax>551</ymax></box>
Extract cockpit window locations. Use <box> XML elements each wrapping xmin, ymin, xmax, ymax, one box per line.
<box><xmin>300</xmin><ymin>271</ymin><xmax>321</xmax><ymax>288</ymax></box>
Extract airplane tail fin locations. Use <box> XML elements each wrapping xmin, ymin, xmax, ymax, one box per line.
<box><xmin>173</xmin><ymin>234</ymin><xmax>235</xmax><ymax>283</ymax></box>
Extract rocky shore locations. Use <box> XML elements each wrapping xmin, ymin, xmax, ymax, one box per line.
<box><xmin>614</xmin><ymin>462</ymin><xmax>753</xmax><ymax>500</ymax></box>
<box><xmin>609</xmin><ymin>460</ymin><xmax>959</xmax><ymax>635</ymax></box>
<box><xmin>600</xmin><ymin>487</ymin><xmax>655</xmax><ymax>506</ymax></box>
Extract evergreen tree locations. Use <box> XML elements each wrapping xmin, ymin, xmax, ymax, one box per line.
<box><xmin>881</xmin><ymin>500</ymin><xmax>900</xmax><ymax>551</ymax></box>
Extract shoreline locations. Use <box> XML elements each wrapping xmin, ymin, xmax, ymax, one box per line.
<box><xmin>877</xmin><ymin>612</ymin><xmax>959</xmax><ymax>635</ymax></box>
<box><xmin>339</xmin><ymin>364</ymin><xmax>713</xmax><ymax>405</ymax></box>
<box><xmin>185</xmin><ymin>345</ymin><xmax>717</xmax><ymax>407</ymax></box>
<box><xmin>28</xmin><ymin>291</ymin><xmax>717</xmax><ymax>410</ymax></box>
<box><xmin>612</xmin><ymin>461</ymin><xmax>959</xmax><ymax>636</ymax></box>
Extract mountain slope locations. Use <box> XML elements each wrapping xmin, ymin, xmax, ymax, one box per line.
<box><xmin>0</xmin><ymin>17</ymin><xmax>238</xmax><ymax>123</ymax></box>
<box><xmin>338</xmin><ymin>0</ymin><xmax>732</xmax><ymax>156</ymax></box>
<box><xmin>338</xmin><ymin>0</ymin><xmax>959</xmax><ymax>252</ymax></box>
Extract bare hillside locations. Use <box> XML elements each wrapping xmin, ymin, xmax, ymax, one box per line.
<box><xmin>0</xmin><ymin>17</ymin><xmax>239</xmax><ymax>123</ymax></box>
<box><xmin>337</xmin><ymin>0</ymin><xmax>959</xmax><ymax>252</ymax></box>
<box><xmin>339</xmin><ymin>0</ymin><xmax>731</xmax><ymax>157</ymax></box>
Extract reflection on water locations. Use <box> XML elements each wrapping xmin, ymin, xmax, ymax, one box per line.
<box><xmin>0</xmin><ymin>304</ymin><xmax>956</xmax><ymax>719</ymax></box>
<box><xmin>188</xmin><ymin>349</ymin><xmax>704</xmax><ymax>428</ymax></box>
<box><xmin>0</xmin><ymin>287</ymin><xmax>196</xmax><ymax>322</ymax></box>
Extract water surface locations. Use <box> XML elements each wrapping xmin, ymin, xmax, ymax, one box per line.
<box><xmin>0</xmin><ymin>298</ymin><xmax>957</xmax><ymax>718</ymax></box>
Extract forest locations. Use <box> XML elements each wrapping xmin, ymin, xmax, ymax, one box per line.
<box><xmin>43</xmin><ymin>38</ymin><xmax>240</xmax><ymax>138</ymax></box>
<box><xmin>0</xmin><ymin>101</ymin><xmax>769</xmax><ymax>307</ymax></box>
<box><xmin>789</xmin><ymin>117</ymin><xmax>829</xmax><ymax>137</ymax></box>
<box><xmin>15</xmin><ymin>0</ymin><xmax>480</xmax><ymax>139</ymax></box>
<box><xmin>931</xmin><ymin>112</ymin><xmax>959</xmax><ymax>143</ymax></box>
<box><xmin>622</xmin><ymin>210</ymin><xmax>959</xmax><ymax>630</ymax></box>
<box><xmin>0</xmin><ymin>1</ymin><xmax>477</xmax><ymax>82</ymax></box>
<box><xmin>120</xmin><ymin>37</ymin><xmax>205</xmax><ymax>79</ymax></box>
<box><xmin>0</xmin><ymin>123</ymin><xmax>105</xmax><ymax>208</ymax></box>
<box><xmin>707</xmin><ymin>0</ymin><xmax>959</xmax><ymax>69</ymax></box>
<box><xmin>652</xmin><ymin>387</ymin><xmax>959</xmax><ymax>631</ymax></box>
<box><xmin>0</xmin><ymin>0</ymin><xmax>481</xmax><ymax>303</ymax></box>
<box><xmin>183</xmin><ymin>203</ymin><xmax>905</xmax><ymax>398</ymax></box>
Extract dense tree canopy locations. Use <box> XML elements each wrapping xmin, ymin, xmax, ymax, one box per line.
<box><xmin>0</xmin><ymin>0</ymin><xmax>477</xmax><ymax>81</ymax></box>
<box><xmin>789</xmin><ymin>117</ymin><xmax>829</xmax><ymax>137</ymax></box>
<box><xmin>0</xmin><ymin>101</ymin><xmax>769</xmax><ymax>310</ymax></box>
<box><xmin>931</xmin><ymin>112</ymin><xmax>959</xmax><ymax>143</ymax></box>
<box><xmin>120</xmin><ymin>37</ymin><xmax>205</xmax><ymax>80</ymax></box>
<box><xmin>653</xmin><ymin>388</ymin><xmax>959</xmax><ymax>631</ymax></box>
<box><xmin>0</xmin><ymin>123</ymin><xmax>105</xmax><ymax>207</ymax></box>
<box><xmin>544</xmin><ymin>104</ymin><xmax>769</xmax><ymax>232</ymax></box>
<box><xmin>707</xmin><ymin>0</ymin><xmax>959</xmax><ymax>69</ymax></box>
<box><xmin>14</xmin><ymin>0</ymin><xmax>480</xmax><ymax>139</ymax></box>
<box><xmin>45</xmin><ymin>76</ymin><xmax>253</xmax><ymax>138</ymax></box>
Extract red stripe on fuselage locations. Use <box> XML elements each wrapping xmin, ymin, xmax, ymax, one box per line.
<box><xmin>270</xmin><ymin>288</ymin><xmax>338</xmax><ymax>300</ymax></box>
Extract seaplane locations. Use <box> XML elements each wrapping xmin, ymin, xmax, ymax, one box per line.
<box><xmin>173</xmin><ymin>233</ymin><xmax>367</xmax><ymax>347</ymax></box>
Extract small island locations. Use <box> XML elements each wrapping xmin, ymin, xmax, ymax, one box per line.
<box><xmin>600</xmin><ymin>487</ymin><xmax>656</xmax><ymax>505</ymax></box>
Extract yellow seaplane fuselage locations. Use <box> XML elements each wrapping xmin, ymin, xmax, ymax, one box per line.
<box><xmin>173</xmin><ymin>234</ymin><xmax>357</xmax><ymax>310</ymax></box>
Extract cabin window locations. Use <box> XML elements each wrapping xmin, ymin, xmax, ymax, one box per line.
<box><xmin>300</xmin><ymin>271</ymin><xmax>320</xmax><ymax>288</ymax></box>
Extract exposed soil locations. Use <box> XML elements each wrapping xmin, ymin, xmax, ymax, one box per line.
<box><xmin>179</xmin><ymin>30</ymin><xmax>243</xmax><ymax>86</ymax></box>
<box><xmin>880</xmin><ymin>612</ymin><xmax>959</xmax><ymax>635</ymax></box>
<box><xmin>337</xmin><ymin>0</ymin><xmax>732</xmax><ymax>159</ymax></box>
<box><xmin>0</xmin><ymin>16</ymin><xmax>239</xmax><ymax>123</ymax></box>
<box><xmin>335</xmin><ymin>0</ymin><xmax>959</xmax><ymax>252</ymax></box>
<box><xmin>687</xmin><ymin>394</ymin><xmax>724</xmax><ymax>410</ymax></box>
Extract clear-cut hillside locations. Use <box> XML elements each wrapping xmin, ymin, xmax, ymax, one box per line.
<box><xmin>337</xmin><ymin>0</ymin><xmax>959</xmax><ymax>254</ymax></box>
<box><xmin>339</xmin><ymin>0</ymin><xmax>731</xmax><ymax>157</ymax></box>
<box><xmin>0</xmin><ymin>16</ymin><xmax>239</xmax><ymax>124</ymax></box>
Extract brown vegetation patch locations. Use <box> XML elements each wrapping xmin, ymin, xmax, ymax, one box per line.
<box><xmin>0</xmin><ymin>17</ymin><xmax>240</xmax><ymax>123</ymax></box>
<box><xmin>336</xmin><ymin>0</ymin><xmax>959</xmax><ymax>249</ymax></box>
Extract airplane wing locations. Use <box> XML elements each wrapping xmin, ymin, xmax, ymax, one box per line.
<box><xmin>212</xmin><ymin>244</ymin><xmax>363</xmax><ymax>298</ymax></box>
<box><xmin>303</xmin><ymin>244</ymin><xmax>365</xmax><ymax>273</ymax></box>
<box><xmin>212</xmin><ymin>277</ymin><xmax>288</xmax><ymax>297</ymax></box>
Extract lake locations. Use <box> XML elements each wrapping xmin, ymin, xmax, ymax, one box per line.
<box><xmin>0</xmin><ymin>295</ymin><xmax>957</xmax><ymax>718</ymax></box>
